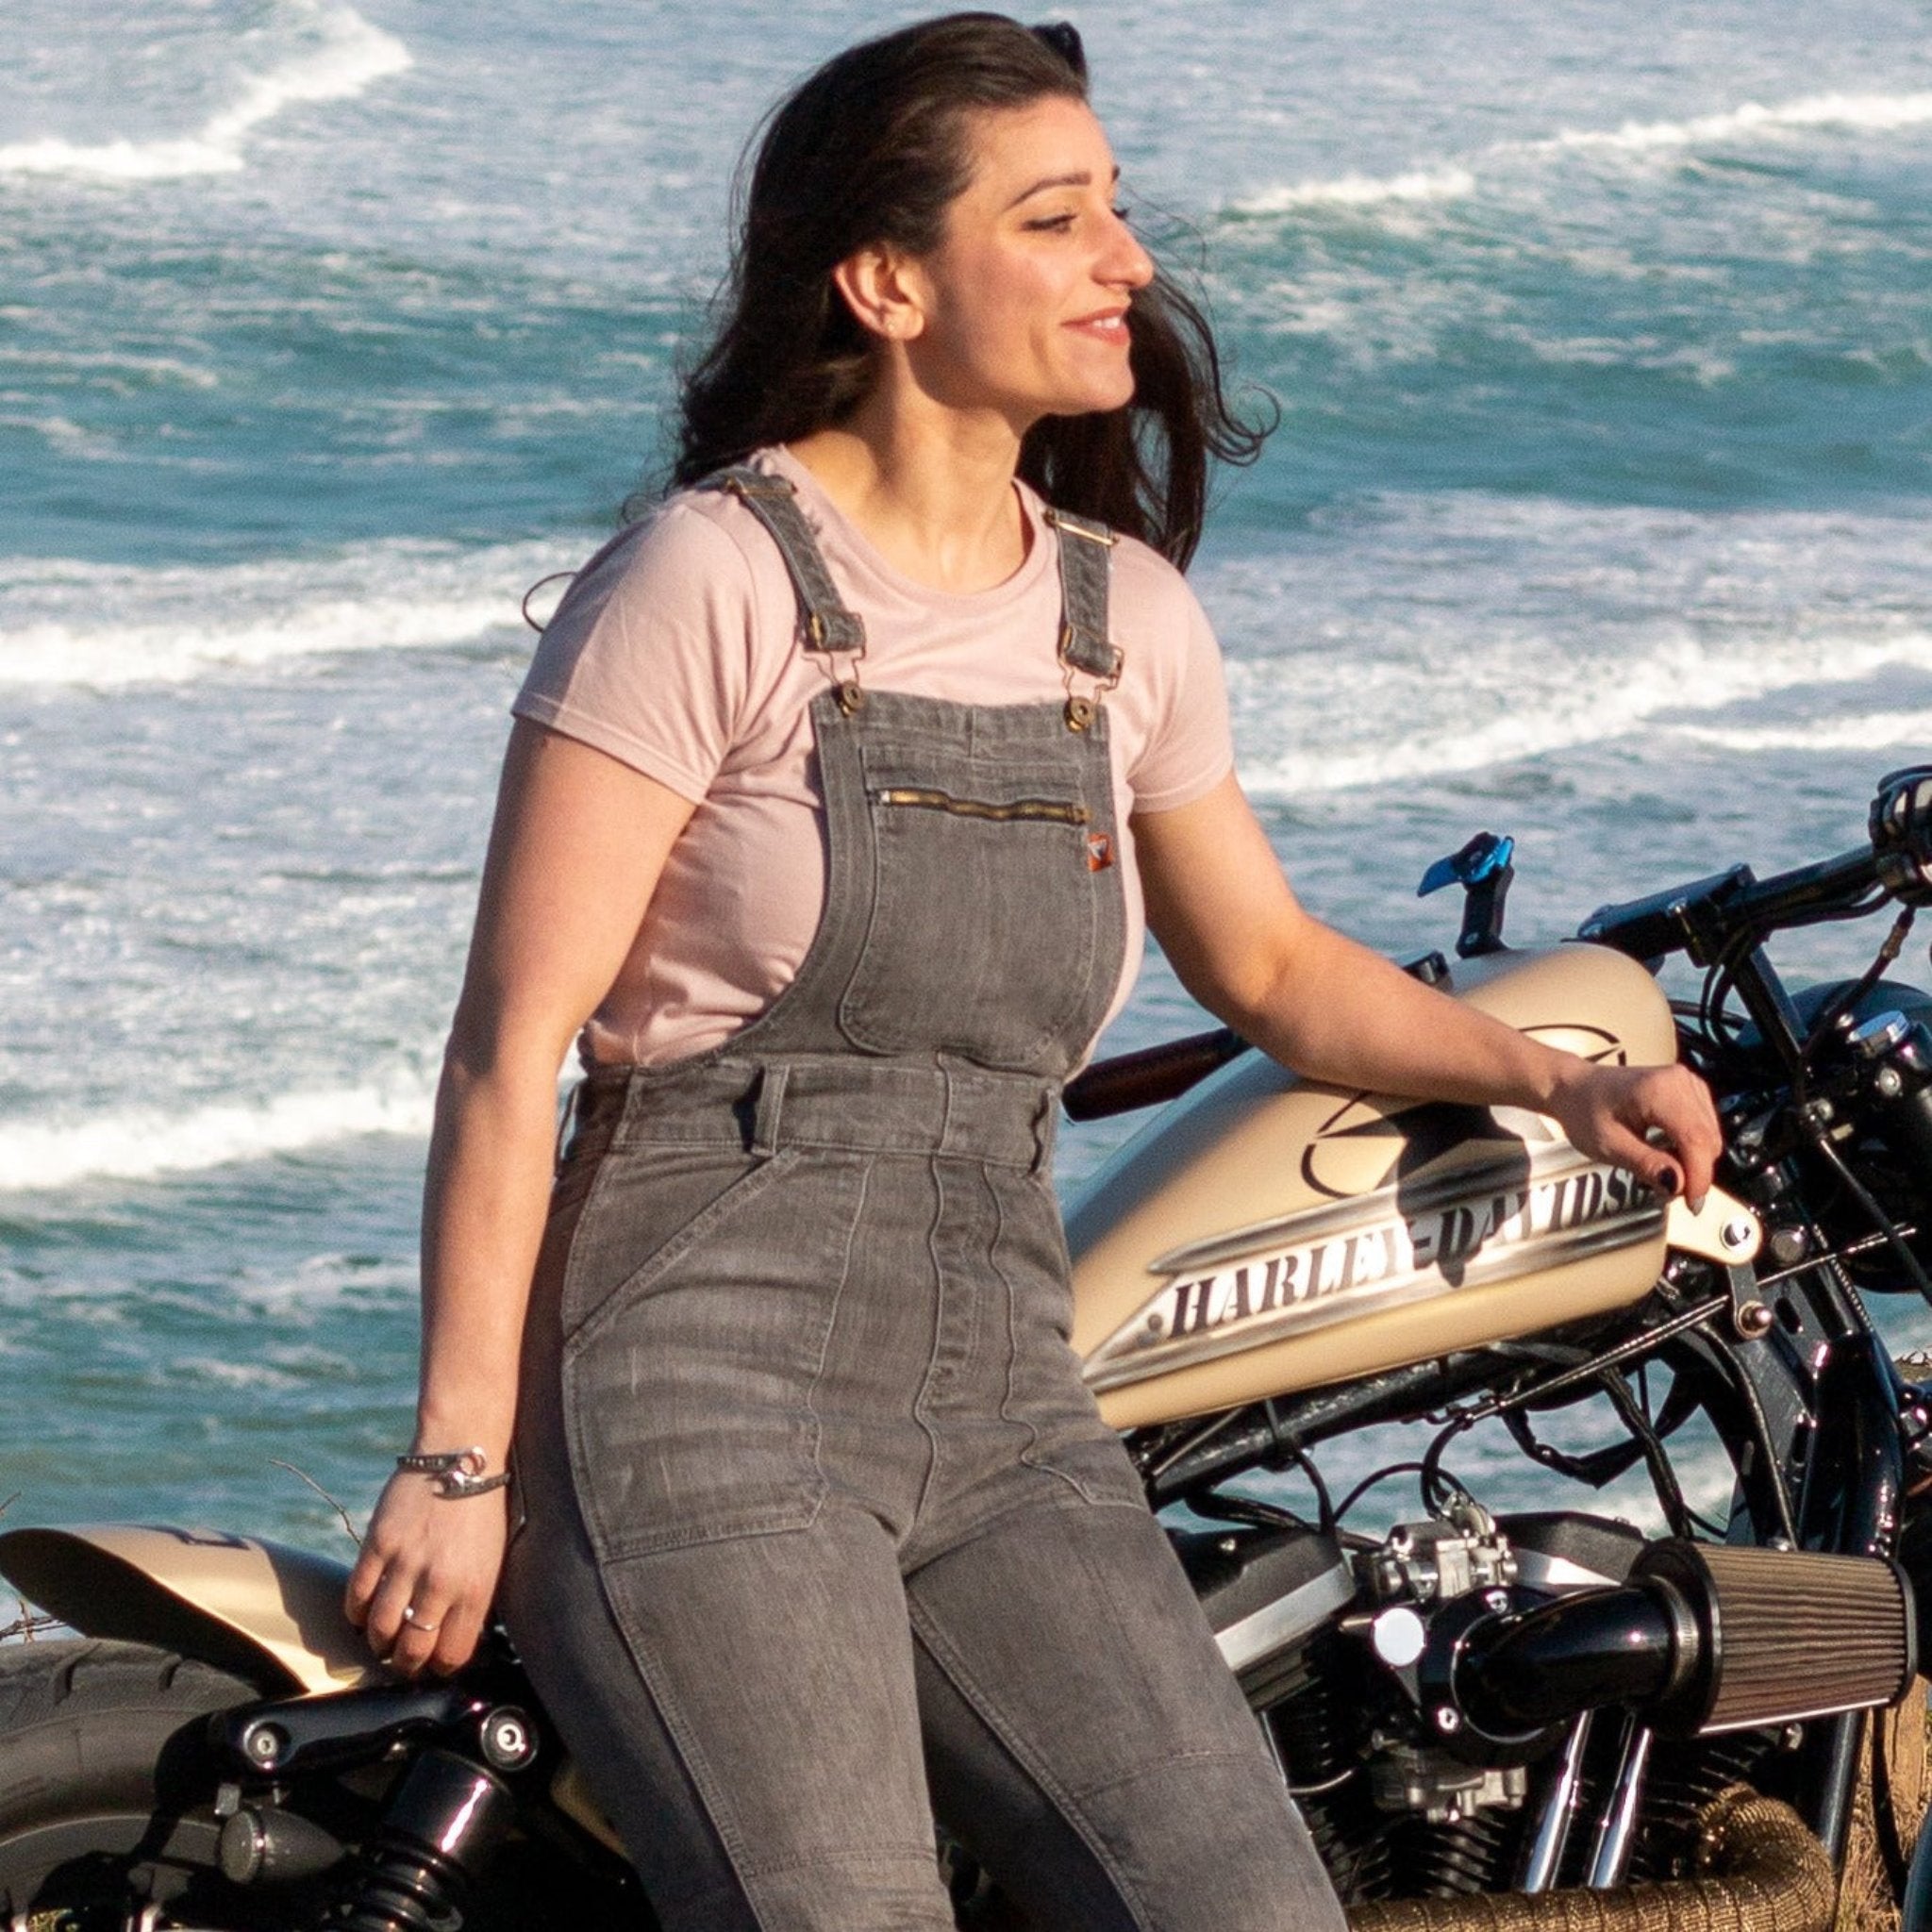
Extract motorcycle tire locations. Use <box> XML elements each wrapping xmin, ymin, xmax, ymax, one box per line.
<box><xmin>0</xmin><ymin>1637</ymin><xmax>303</xmax><ymax>1930</ymax></box>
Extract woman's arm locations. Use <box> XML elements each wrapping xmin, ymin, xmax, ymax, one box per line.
<box><xmin>344</xmin><ymin>720</ymin><xmax>696</xmax><ymax>1675</ymax></box>
<box><xmin>1133</xmin><ymin>774</ymin><xmax>1723</xmax><ymax>1202</ymax></box>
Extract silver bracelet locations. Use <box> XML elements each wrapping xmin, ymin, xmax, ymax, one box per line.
<box><xmin>395</xmin><ymin>1446</ymin><xmax>512</xmax><ymax>1500</ymax></box>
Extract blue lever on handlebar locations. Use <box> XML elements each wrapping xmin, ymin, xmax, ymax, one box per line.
<box><xmin>1418</xmin><ymin>831</ymin><xmax>1516</xmax><ymax>899</ymax></box>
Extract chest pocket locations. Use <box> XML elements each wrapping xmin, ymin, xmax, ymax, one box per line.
<box><xmin>839</xmin><ymin>743</ymin><xmax>1109</xmax><ymax>1071</ymax></box>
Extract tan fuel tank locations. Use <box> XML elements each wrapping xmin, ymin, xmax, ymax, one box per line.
<box><xmin>1067</xmin><ymin>944</ymin><xmax>1682</xmax><ymax>1429</ymax></box>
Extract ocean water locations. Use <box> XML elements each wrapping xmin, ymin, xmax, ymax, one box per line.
<box><xmin>3</xmin><ymin>0</ymin><xmax>1931</xmax><ymax>1557</ymax></box>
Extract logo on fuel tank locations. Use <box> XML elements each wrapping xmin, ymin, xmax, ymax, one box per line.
<box><xmin>1298</xmin><ymin>1024</ymin><xmax>1629</xmax><ymax>1202</ymax></box>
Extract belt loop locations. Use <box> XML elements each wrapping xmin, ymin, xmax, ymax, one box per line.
<box><xmin>1031</xmin><ymin>1087</ymin><xmax>1059</xmax><ymax>1174</ymax></box>
<box><xmin>750</xmin><ymin>1062</ymin><xmax>791</xmax><ymax>1158</ymax></box>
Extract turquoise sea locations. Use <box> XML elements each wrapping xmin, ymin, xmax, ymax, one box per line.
<box><xmin>4</xmin><ymin>1</ymin><xmax>1931</xmax><ymax>1553</ymax></box>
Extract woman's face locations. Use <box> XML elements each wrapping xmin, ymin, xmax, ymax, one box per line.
<box><xmin>898</xmin><ymin>95</ymin><xmax>1155</xmax><ymax>428</ymax></box>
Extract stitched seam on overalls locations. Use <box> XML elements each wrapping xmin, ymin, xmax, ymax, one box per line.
<box><xmin>906</xmin><ymin>1600</ymin><xmax>1158</xmax><ymax>1932</ymax></box>
<box><xmin>592</xmin><ymin>1612</ymin><xmax>769</xmax><ymax>1922</ymax></box>
<box><xmin>989</xmin><ymin>1174</ymin><xmax>1048</xmax><ymax>1478</ymax></box>
<box><xmin>910</xmin><ymin>1153</ymin><xmax>949</xmax><ymax>1529</ymax></box>
<box><xmin>739</xmin><ymin>1842</ymin><xmax>944</xmax><ymax>1883</ymax></box>
<box><xmin>559</xmin><ymin>1147</ymin><xmax>801</xmax><ymax>1359</ymax></box>
<box><xmin>802</xmin><ymin>1153</ymin><xmax>872</xmax><ymax>1508</ymax></box>
<box><xmin>550</xmin><ymin>1133</ymin><xmax>628</xmax><ymax>1341</ymax></box>
<box><xmin>1071</xmin><ymin>1746</ymin><xmax>1259</xmax><ymax>1807</ymax></box>
<box><xmin>990</xmin><ymin>1167</ymin><xmax>1120</xmax><ymax>1506</ymax></box>
<box><xmin>941</xmin><ymin>1158</ymin><xmax>988</xmax><ymax>1388</ymax></box>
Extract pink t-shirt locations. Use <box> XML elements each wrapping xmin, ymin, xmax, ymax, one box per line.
<box><xmin>512</xmin><ymin>446</ymin><xmax>1234</xmax><ymax>1068</ymax></box>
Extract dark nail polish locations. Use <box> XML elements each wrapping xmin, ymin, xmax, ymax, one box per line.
<box><xmin>1657</xmin><ymin>1164</ymin><xmax>1681</xmax><ymax>1196</ymax></box>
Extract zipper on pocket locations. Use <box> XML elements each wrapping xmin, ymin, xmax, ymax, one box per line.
<box><xmin>872</xmin><ymin>786</ymin><xmax>1091</xmax><ymax>826</ymax></box>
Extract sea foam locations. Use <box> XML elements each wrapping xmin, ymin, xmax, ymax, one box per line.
<box><xmin>1673</xmin><ymin>708</ymin><xmax>1932</xmax><ymax>754</ymax></box>
<box><xmin>0</xmin><ymin>1079</ymin><xmax>436</xmax><ymax>1193</ymax></box>
<box><xmin>1236</xmin><ymin>632</ymin><xmax>1932</xmax><ymax>798</ymax></box>
<box><xmin>1233</xmin><ymin>167</ymin><xmax>1476</xmax><ymax>216</ymax></box>
<box><xmin>1232</xmin><ymin>87</ymin><xmax>1932</xmax><ymax>220</ymax></box>
<box><xmin>0</xmin><ymin>2</ymin><xmax>410</xmax><ymax>183</ymax></box>
<box><xmin>1536</xmin><ymin>90</ymin><xmax>1932</xmax><ymax>158</ymax></box>
<box><xmin>0</xmin><ymin>539</ymin><xmax>568</xmax><ymax>688</ymax></box>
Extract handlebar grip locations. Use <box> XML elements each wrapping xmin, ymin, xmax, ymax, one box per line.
<box><xmin>1062</xmin><ymin>1027</ymin><xmax>1246</xmax><ymax>1121</ymax></box>
<box><xmin>1874</xmin><ymin>765</ymin><xmax>1932</xmax><ymax>906</ymax></box>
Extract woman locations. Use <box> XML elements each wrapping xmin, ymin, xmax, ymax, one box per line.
<box><xmin>345</xmin><ymin>15</ymin><xmax>1721</xmax><ymax>1930</ymax></box>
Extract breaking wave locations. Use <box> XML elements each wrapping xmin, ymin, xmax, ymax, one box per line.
<box><xmin>0</xmin><ymin>1078</ymin><xmax>436</xmax><ymax>1193</ymax></box>
<box><xmin>1672</xmin><ymin>708</ymin><xmax>1932</xmax><ymax>754</ymax></box>
<box><xmin>1236</xmin><ymin>633</ymin><xmax>1932</xmax><ymax>797</ymax></box>
<box><xmin>1533</xmin><ymin>90</ymin><xmax>1932</xmax><ymax>158</ymax></box>
<box><xmin>1230</xmin><ymin>86</ymin><xmax>1932</xmax><ymax>220</ymax></box>
<box><xmin>0</xmin><ymin>2</ymin><xmax>410</xmax><ymax>183</ymax></box>
<box><xmin>0</xmin><ymin>539</ymin><xmax>566</xmax><ymax>687</ymax></box>
<box><xmin>1233</xmin><ymin>167</ymin><xmax>1476</xmax><ymax>216</ymax></box>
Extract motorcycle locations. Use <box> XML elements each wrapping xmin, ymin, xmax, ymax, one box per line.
<box><xmin>6</xmin><ymin>765</ymin><xmax>1932</xmax><ymax>1932</ymax></box>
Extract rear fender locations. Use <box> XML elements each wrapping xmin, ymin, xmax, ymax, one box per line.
<box><xmin>0</xmin><ymin>1524</ymin><xmax>377</xmax><ymax>1695</ymax></box>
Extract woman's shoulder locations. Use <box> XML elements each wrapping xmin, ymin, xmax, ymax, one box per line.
<box><xmin>560</xmin><ymin>483</ymin><xmax>779</xmax><ymax>613</ymax></box>
<box><xmin>523</xmin><ymin>480</ymin><xmax>811</xmax><ymax>698</ymax></box>
<box><xmin>513</xmin><ymin>480</ymin><xmax>804</xmax><ymax>795</ymax></box>
<box><xmin>1101</xmin><ymin>527</ymin><xmax>1206</xmax><ymax>627</ymax></box>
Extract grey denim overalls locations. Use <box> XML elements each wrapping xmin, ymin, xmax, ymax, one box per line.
<box><xmin>499</xmin><ymin>468</ymin><xmax>1343</xmax><ymax>1932</ymax></box>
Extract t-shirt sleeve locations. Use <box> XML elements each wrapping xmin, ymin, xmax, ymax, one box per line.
<box><xmin>510</xmin><ymin>502</ymin><xmax>758</xmax><ymax>804</ymax></box>
<box><xmin>1127</xmin><ymin>574</ymin><xmax>1236</xmax><ymax>815</ymax></box>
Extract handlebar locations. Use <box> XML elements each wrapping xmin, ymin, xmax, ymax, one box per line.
<box><xmin>1063</xmin><ymin>1025</ymin><xmax>1244</xmax><ymax>1121</ymax></box>
<box><xmin>1578</xmin><ymin>845</ymin><xmax>1880</xmax><ymax>967</ymax></box>
<box><xmin>1580</xmin><ymin>766</ymin><xmax>1932</xmax><ymax>965</ymax></box>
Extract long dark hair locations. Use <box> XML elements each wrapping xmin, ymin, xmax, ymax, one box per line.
<box><xmin>669</xmin><ymin>12</ymin><xmax>1269</xmax><ymax>571</ymax></box>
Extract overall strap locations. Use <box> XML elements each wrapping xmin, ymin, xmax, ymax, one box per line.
<box><xmin>700</xmin><ymin>466</ymin><xmax>868</xmax><ymax>659</ymax></box>
<box><xmin>1042</xmin><ymin>506</ymin><xmax>1123</xmax><ymax>732</ymax></box>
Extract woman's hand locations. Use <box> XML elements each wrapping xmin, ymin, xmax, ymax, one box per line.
<box><xmin>1134</xmin><ymin>777</ymin><xmax>1729</xmax><ymax>1203</ymax></box>
<box><xmin>340</xmin><ymin>723</ymin><xmax>696</xmax><ymax>1679</ymax></box>
<box><xmin>1541</xmin><ymin>1058</ymin><xmax>1724</xmax><ymax>1211</ymax></box>
<box><xmin>344</xmin><ymin>1474</ymin><xmax>508</xmax><ymax>1676</ymax></box>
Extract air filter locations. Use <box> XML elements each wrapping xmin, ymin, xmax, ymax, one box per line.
<box><xmin>1635</xmin><ymin>1541</ymin><xmax>1916</xmax><ymax>1736</ymax></box>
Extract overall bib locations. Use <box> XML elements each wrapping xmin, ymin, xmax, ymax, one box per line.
<box><xmin>500</xmin><ymin>471</ymin><xmax>1343</xmax><ymax>1932</ymax></box>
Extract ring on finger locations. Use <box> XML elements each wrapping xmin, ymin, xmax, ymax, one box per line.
<box><xmin>401</xmin><ymin>1604</ymin><xmax>441</xmax><ymax>1636</ymax></box>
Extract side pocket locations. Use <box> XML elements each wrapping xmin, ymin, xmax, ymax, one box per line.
<box><xmin>558</xmin><ymin>1147</ymin><xmax>866</xmax><ymax>1563</ymax></box>
<box><xmin>558</xmin><ymin>1145</ymin><xmax>799</xmax><ymax>1351</ymax></box>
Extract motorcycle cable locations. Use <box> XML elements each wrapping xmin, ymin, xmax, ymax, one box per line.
<box><xmin>1260</xmin><ymin>1399</ymin><xmax>1340</xmax><ymax>1535</ymax></box>
<box><xmin>1458</xmin><ymin>1292</ymin><xmax>1727</xmax><ymax>1424</ymax></box>
<box><xmin>1145</xmin><ymin>1401</ymin><xmax>1339</xmax><ymax>1535</ymax></box>
<box><xmin>1450</xmin><ymin>1290</ymin><xmax>1804</xmax><ymax>1546</ymax></box>
<box><xmin>1696</xmin><ymin>890</ymin><xmax>1890</xmax><ymax>1075</ymax></box>
<box><xmin>1420</xmin><ymin>1422</ymin><xmax>1483</xmax><ymax>1518</ymax></box>
<box><xmin>1696</xmin><ymin>927</ymin><xmax>1760</xmax><ymax>1059</ymax></box>
<box><xmin>1592</xmin><ymin>1366</ymin><xmax>1698</xmax><ymax>1539</ymax></box>
<box><xmin>1793</xmin><ymin>907</ymin><xmax>1917</xmax><ymax>1085</ymax></box>
<box><xmin>1189</xmin><ymin>1490</ymin><xmax>1330</xmax><ymax>1542</ymax></box>
<box><xmin>1799</xmin><ymin>1114</ymin><xmax>1932</xmax><ymax>1308</ymax></box>
<box><xmin>1329</xmin><ymin>1459</ymin><xmax>1434</xmax><ymax>1526</ymax></box>
<box><xmin>1497</xmin><ymin>1365</ymin><xmax>1722</xmax><ymax>1539</ymax></box>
